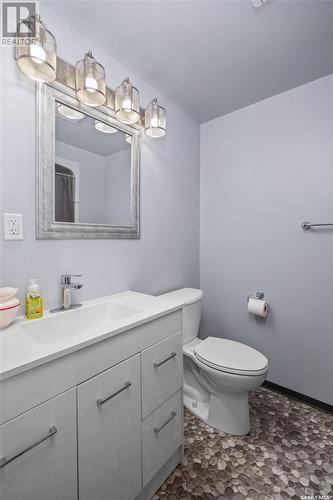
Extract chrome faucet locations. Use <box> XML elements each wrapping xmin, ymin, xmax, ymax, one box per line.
<box><xmin>61</xmin><ymin>274</ymin><xmax>83</xmax><ymax>310</ymax></box>
<box><xmin>50</xmin><ymin>274</ymin><xmax>83</xmax><ymax>313</ymax></box>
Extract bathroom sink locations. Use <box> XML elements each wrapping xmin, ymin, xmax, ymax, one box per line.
<box><xmin>21</xmin><ymin>301</ymin><xmax>141</xmax><ymax>345</ymax></box>
<box><xmin>0</xmin><ymin>291</ymin><xmax>183</xmax><ymax>380</ymax></box>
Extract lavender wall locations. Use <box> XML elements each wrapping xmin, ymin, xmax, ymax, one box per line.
<box><xmin>200</xmin><ymin>76</ymin><xmax>333</xmax><ymax>404</ymax></box>
<box><xmin>0</xmin><ymin>7</ymin><xmax>200</xmax><ymax>309</ymax></box>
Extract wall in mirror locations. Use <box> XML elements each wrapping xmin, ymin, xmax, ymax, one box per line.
<box><xmin>55</xmin><ymin>105</ymin><xmax>132</xmax><ymax>226</ymax></box>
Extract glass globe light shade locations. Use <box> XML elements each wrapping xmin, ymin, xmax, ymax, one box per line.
<box><xmin>57</xmin><ymin>103</ymin><xmax>85</xmax><ymax>121</ymax></box>
<box><xmin>94</xmin><ymin>120</ymin><xmax>118</xmax><ymax>133</ymax></box>
<box><xmin>144</xmin><ymin>98</ymin><xmax>166</xmax><ymax>138</ymax></box>
<box><xmin>115</xmin><ymin>78</ymin><xmax>140</xmax><ymax>124</ymax></box>
<box><xmin>16</xmin><ymin>15</ymin><xmax>56</xmax><ymax>83</ymax></box>
<box><xmin>75</xmin><ymin>51</ymin><xmax>106</xmax><ymax>107</ymax></box>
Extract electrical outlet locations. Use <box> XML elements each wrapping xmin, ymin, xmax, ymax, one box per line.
<box><xmin>4</xmin><ymin>213</ymin><xmax>24</xmax><ymax>240</ymax></box>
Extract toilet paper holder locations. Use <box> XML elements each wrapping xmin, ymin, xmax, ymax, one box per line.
<box><xmin>247</xmin><ymin>291</ymin><xmax>265</xmax><ymax>302</ymax></box>
<box><xmin>247</xmin><ymin>292</ymin><xmax>269</xmax><ymax>317</ymax></box>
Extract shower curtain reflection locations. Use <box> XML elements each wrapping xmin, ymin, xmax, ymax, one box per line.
<box><xmin>55</xmin><ymin>164</ymin><xmax>75</xmax><ymax>222</ymax></box>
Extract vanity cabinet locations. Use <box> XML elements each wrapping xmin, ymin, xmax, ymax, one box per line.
<box><xmin>0</xmin><ymin>389</ymin><xmax>77</xmax><ymax>500</ymax></box>
<box><xmin>0</xmin><ymin>307</ymin><xmax>183</xmax><ymax>500</ymax></box>
<box><xmin>78</xmin><ymin>354</ymin><xmax>142</xmax><ymax>500</ymax></box>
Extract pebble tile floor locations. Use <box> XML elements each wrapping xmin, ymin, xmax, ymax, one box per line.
<box><xmin>153</xmin><ymin>387</ymin><xmax>333</xmax><ymax>500</ymax></box>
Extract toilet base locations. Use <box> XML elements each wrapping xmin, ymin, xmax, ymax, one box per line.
<box><xmin>184</xmin><ymin>394</ymin><xmax>209</xmax><ymax>422</ymax></box>
<box><xmin>184</xmin><ymin>391</ymin><xmax>250</xmax><ymax>436</ymax></box>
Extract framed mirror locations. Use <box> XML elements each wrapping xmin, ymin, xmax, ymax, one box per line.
<box><xmin>36</xmin><ymin>83</ymin><xmax>140</xmax><ymax>239</ymax></box>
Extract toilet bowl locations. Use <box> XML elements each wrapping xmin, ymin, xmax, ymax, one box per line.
<box><xmin>160</xmin><ymin>288</ymin><xmax>268</xmax><ymax>435</ymax></box>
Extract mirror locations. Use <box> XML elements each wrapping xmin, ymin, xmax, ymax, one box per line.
<box><xmin>55</xmin><ymin>107</ymin><xmax>131</xmax><ymax>226</ymax></box>
<box><xmin>36</xmin><ymin>84</ymin><xmax>140</xmax><ymax>239</ymax></box>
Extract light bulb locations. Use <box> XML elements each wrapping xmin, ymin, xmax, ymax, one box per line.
<box><xmin>85</xmin><ymin>73</ymin><xmax>98</xmax><ymax>92</ymax></box>
<box><xmin>123</xmin><ymin>97</ymin><xmax>131</xmax><ymax>110</ymax></box>
<box><xmin>30</xmin><ymin>43</ymin><xmax>46</xmax><ymax>64</ymax></box>
<box><xmin>150</xmin><ymin>115</ymin><xmax>159</xmax><ymax>128</ymax></box>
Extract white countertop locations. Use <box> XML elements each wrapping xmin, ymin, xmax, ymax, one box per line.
<box><xmin>0</xmin><ymin>291</ymin><xmax>183</xmax><ymax>381</ymax></box>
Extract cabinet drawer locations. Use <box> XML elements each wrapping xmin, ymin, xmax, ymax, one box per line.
<box><xmin>78</xmin><ymin>354</ymin><xmax>141</xmax><ymax>500</ymax></box>
<box><xmin>0</xmin><ymin>389</ymin><xmax>77</xmax><ymax>500</ymax></box>
<box><xmin>141</xmin><ymin>331</ymin><xmax>182</xmax><ymax>418</ymax></box>
<box><xmin>142</xmin><ymin>391</ymin><xmax>182</xmax><ymax>487</ymax></box>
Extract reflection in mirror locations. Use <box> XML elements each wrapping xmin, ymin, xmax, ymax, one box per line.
<box><xmin>55</xmin><ymin>102</ymin><xmax>132</xmax><ymax>226</ymax></box>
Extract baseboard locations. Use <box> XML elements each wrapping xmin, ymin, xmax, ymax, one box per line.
<box><xmin>263</xmin><ymin>381</ymin><xmax>333</xmax><ymax>414</ymax></box>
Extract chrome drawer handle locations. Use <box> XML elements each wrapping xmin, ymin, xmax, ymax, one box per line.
<box><xmin>0</xmin><ymin>426</ymin><xmax>57</xmax><ymax>469</ymax></box>
<box><xmin>154</xmin><ymin>411</ymin><xmax>177</xmax><ymax>434</ymax></box>
<box><xmin>153</xmin><ymin>352</ymin><xmax>177</xmax><ymax>368</ymax></box>
<box><xmin>97</xmin><ymin>381</ymin><xmax>131</xmax><ymax>406</ymax></box>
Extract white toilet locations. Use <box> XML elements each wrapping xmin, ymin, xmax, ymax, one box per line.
<box><xmin>160</xmin><ymin>288</ymin><xmax>268</xmax><ymax>435</ymax></box>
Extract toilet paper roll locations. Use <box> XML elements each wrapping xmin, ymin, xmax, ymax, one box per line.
<box><xmin>248</xmin><ymin>298</ymin><xmax>268</xmax><ymax>318</ymax></box>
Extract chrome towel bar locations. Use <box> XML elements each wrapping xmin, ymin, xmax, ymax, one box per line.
<box><xmin>301</xmin><ymin>221</ymin><xmax>333</xmax><ymax>231</ymax></box>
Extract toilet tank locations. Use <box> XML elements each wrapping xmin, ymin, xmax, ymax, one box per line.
<box><xmin>159</xmin><ymin>288</ymin><xmax>203</xmax><ymax>344</ymax></box>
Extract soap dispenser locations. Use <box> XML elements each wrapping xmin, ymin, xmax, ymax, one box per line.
<box><xmin>25</xmin><ymin>279</ymin><xmax>43</xmax><ymax>319</ymax></box>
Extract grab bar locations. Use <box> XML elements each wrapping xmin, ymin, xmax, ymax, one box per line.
<box><xmin>301</xmin><ymin>221</ymin><xmax>333</xmax><ymax>231</ymax></box>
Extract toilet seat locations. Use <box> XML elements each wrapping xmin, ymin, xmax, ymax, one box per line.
<box><xmin>194</xmin><ymin>337</ymin><xmax>268</xmax><ymax>376</ymax></box>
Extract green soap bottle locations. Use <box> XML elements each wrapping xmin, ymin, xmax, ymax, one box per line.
<box><xmin>25</xmin><ymin>279</ymin><xmax>43</xmax><ymax>319</ymax></box>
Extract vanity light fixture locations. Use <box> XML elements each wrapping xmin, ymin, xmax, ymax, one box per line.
<box><xmin>57</xmin><ymin>103</ymin><xmax>85</xmax><ymax>121</ymax></box>
<box><xmin>125</xmin><ymin>134</ymin><xmax>132</xmax><ymax>144</ymax></box>
<box><xmin>16</xmin><ymin>15</ymin><xmax>57</xmax><ymax>82</ymax></box>
<box><xmin>115</xmin><ymin>78</ymin><xmax>140</xmax><ymax>124</ymax></box>
<box><xmin>144</xmin><ymin>98</ymin><xmax>166</xmax><ymax>138</ymax></box>
<box><xmin>75</xmin><ymin>51</ymin><xmax>106</xmax><ymax>107</ymax></box>
<box><xmin>94</xmin><ymin>120</ymin><xmax>117</xmax><ymax>134</ymax></box>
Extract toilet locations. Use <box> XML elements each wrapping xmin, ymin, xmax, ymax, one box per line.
<box><xmin>160</xmin><ymin>288</ymin><xmax>268</xmax><ymax>435</ymax></box>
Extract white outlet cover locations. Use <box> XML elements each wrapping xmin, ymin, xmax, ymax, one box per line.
<box><xmin>4</xmin><ymin>213</ymin><xmax>24</xmax><ymax>240</ymax></box>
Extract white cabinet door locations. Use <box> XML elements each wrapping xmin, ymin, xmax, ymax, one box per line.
<box><xmin>78</xmin><ymin>354</ymin><xmax>141</xmax><ymax>500</ymax></box>
<box><xmin>0</xmin><ymin>389</ymin><xmax>77</xmax><ymax>500</ymax></box>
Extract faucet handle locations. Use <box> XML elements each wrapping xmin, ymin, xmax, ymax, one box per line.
<box><xmin>61</xmin><ymin>274</ymin><xmax>82</xmax><ymax>285</ymax></box>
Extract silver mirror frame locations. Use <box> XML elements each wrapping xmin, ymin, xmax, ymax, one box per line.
<box><xmin>36</xmin><ymin>82</ymin><xmax>140</xmax><ymax>239</ymax></box>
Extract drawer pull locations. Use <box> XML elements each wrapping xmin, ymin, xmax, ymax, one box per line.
<box><xmin>97</xmin><ymin>381</ymin><xmax>131</xmax><ymax>406</ymax></box>
<box><xmin>153</xmin><ymin>352</ymin><xmax>177</xmax><ymax>368</ymax></box>
<box><xmin>0</xmin><ymin>426</ymin><xmax>57</xmax><ymax>469</ymax></box>
<box><xmin>154</xmin><ymin>411</ymin><xmax>177</xmax><ymax>434</ymax></box>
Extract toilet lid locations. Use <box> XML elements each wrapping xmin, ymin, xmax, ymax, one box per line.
<box><xmin>194</xmin><ymin>337</ymin><xmax>268</xmax><ymax>375</ymax></box>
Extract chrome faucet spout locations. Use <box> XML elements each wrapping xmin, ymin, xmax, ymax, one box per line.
<box><xmin>58</xmin><ymin>274</ymin><xmax>83</xmax><ymax>310</ymax></box>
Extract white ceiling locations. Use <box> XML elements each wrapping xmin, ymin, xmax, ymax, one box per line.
<box><xmin>46</xmin><ymin>0</ymin><xmax>333</xmax><ymax>123</ymax></box>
